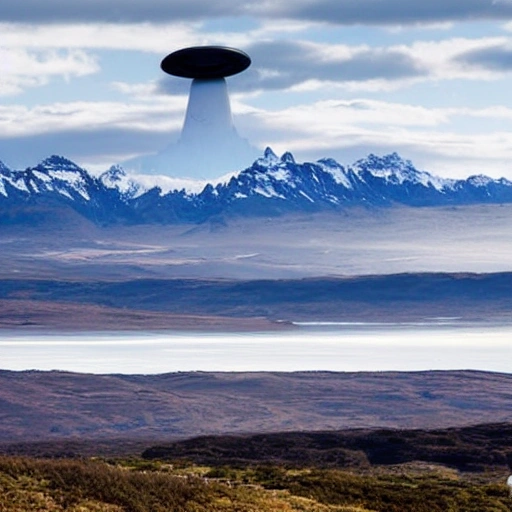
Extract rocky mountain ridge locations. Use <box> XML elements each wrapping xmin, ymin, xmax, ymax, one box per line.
<box><xmin>1</xmin><ymin>148</ymin><xmax>512</xmax><ymax>225</ymax></box>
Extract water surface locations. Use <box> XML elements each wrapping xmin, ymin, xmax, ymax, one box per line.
<box><xmin>1</xmin><ymin>322</ymin><xmax>511</xmax><ymax>374</ymax></box>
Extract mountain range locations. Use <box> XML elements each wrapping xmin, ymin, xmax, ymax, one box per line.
<box><xmin>1</xmin><ymin>148</ymin><xmax>512</xmax><ymax>225</ymax></box>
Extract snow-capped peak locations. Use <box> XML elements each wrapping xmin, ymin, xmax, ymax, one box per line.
<box><xmin>38</xmin><ymin>155</ymin><xmax>85</xmax><ymax>173</ymax></box>
<box><xmin>0</xmin><ymin>160</ymin><xmax>11</xmax><ymax>174</ymax></box>
<box><xmin>100</xmin><ymin>165</ymin><xmax>145</xmax><ymax>198</ymax></box>
<box><xmin>0</xmin><ymin>160</ymin><xmax>12</xmax><ymax>196</ymax></box>
<box><xmin>467</xmin><ymin>174</ymin><xmax>494</xmax><ymax>187</ymax></box>
<box><xmin>2</xmin><ymin>149</ymin><xmax>512</xmax><ymax>225</ymax></box>
<box><xmin>316</xmin><ymin>157</ymin><xmax>353</xmax><ymax>189</ymax></box>
<box><xmin>281</xmin><ymin>151</ymin><xmax>295</xmax><ymax>164</ymax></box>
<box><xmin>99</xmin><ymin>165</ymin><xmax>209</xmax><ymax>198</ymax></box>
<box><xmin>28</xmin><ymin>155</ymin><xmax>93</xmax><ymax>201</ymax></box>
<box><xmin>353</xmin><ymin>152</ymin><xmax>418</xmax><ymax>179</ymax></box>
<box><xmin>352</xmin><ymin>152</ymin><xmax>451</xmax><ymax>192</ymax></box>
<box><xmin>256</xmin><ymin>147</ymin><xmax>279</xmax><ymax>166</ymax></box>
<box><xmin>101</xmin><ymin>164</ymin><xmax>126</xmax><ymax>183</ymax></box>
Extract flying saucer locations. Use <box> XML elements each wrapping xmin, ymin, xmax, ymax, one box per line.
<box><xmin>161</xmin><ymin>46</ymin><xmax>251</xmax><ymax>79</ymax></box>
<box><xmin>133</xmin><ymin>45</ymin><xmax>257</xmax><ymax>178</ymax></box>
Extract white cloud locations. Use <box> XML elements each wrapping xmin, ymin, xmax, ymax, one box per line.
<box><xmin>238</xmin><ymin>99</ymin><xmax>512</xmax><ymax>179</ymax></box>
<box><xmin>1</xmin><ymin>10</ymin><xmax>512</xmax><ymax>181</ymax></box>
<box><xmin>0</xmin><ymin>19</ymin><xmax>312</xmax><ymax>54</ymax></box>
<box><xmin>0</xmin><ymin>98</ymin><xmax>184</xmax><ymax>137</ymax></box>
<box><xmin>257</xmin><ymin>99</ymin><xmax>451</xmax><ymax>132</ymax></box>
<box><xmin>110</xmin><ymin>81</ymin><xmax>165</xmax><ymax>99</ymax></box>
<box><xmin>0</xmin><ymin>22</ymin><xmax>200</xmax><ymax>53</ymax></box>
<box><xmin>465</xmin><ymin>105</ymin><xmax>512</xmax><ymax>118</ymax></box>
<box><xmin>406</xmin><ymin>36</ymin><xmax>512</xmax><ymax>80</ymax></box>
<box><xmin>0</xmin><ymin>48</ymin><xmax>99</xmax><ymax>96</ymax></box>
<box><xmin>2</xmin><ymin>94</ymin><xmax>512</xmax><ymax>179</ymax></box>
<box><xmin>2</xmin><ymin>21</ymin><xmax>512</xmax><ymax>96</ymax></box>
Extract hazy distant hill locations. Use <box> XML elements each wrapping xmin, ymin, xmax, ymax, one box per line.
<box><xmin>2</xmin><ymin>149</ymin><xmax>512</xmax><ymax>225</ymax></box>
<box><xmin>2</xmin><ymin>272</ymin><xmax>512</xmax><ymax>327</ymax></box>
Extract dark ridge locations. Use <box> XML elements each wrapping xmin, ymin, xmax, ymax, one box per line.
<box><xmin>1</xmin><ymin>272</ymin><xmax>512</xmax><ymax>321</ymax></box>
<box><xmin>143</xmin><ymin>422</ymin><xmax>512</xmax><ymax>472</ymax></box>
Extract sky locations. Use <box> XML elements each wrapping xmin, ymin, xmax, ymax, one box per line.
<box><xmin>1</xmin><ymin>0</ymin><xmax>512</xmax><ymax>179</ymax></box>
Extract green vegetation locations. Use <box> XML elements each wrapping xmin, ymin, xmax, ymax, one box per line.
<box><xmin>0</xmin><ymin>455</ymin><xmax>510</xmax><ymax>511</ymax></box>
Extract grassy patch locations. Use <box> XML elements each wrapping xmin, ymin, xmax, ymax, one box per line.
<box><xmin>1</xmin><ymin>455</ymin><xmax>510</xmax><ymax>511</ymax></box>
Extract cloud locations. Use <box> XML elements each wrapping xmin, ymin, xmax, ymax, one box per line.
<box><xmin>0</xmin><ymin>1</ymin><xmax>235</xmax><ymax>24</ymax></box>
<box><xmin>1</xmin><ymin>0</ymin><xmax>512</xmax><ymax>25</ymax></box>
<box><xmin>155</xmin><ymin>37</ymin><xmax>512</xmax><ymax>96</ymax></box>
<box><xmin>2</xmin><ymin>28</ymin><xmax>508</xmax><ymax>98</ymax></box>
<box><xmin>157</xmin><ymin>40</ymin><xmax>426</xmax><ymax>95</ymax></box>
<box><xmin>0</xmin><ymin>48</ymin><xmax>99</xmax><ymax>96</ymax></box>
<box><xmin>275</xmin><ymin>0</ymin><xmax>512</xmax><ymax>26</ymax></box>
<box><xmin>0</xmin><ymin>127</ymin><xmax>175</xmax><ymax>172</ymax></box>
<box><xmin>2</xmin><ymin>97</ymin><xmax>512</xmax><ymax>179</ymax></box>
<box><xmin>0</xmin><ymin>22</ymin><xmax>200</xmax><ymax>53</ymax></box>
<box><xmin>237</xmin><ymin>99</ymin><xmax>512</xmax><ymax>179</ymax></box>
<box><xmin>0</xmin><ymin>99</ymin><xmax>185</xmax><ymax>170</ymax></box>
<box><xmin>243</xmin><ymin>40</ymin><xmax>426</xmax><ymax>88</ymax></box>
<box><xmin>0</xmin><ymin>99</ymin><xmax>185</xmax><ymax>137</ymax></box>
<box><xmin>454</xmin><ymin>43</ymin><xmax>512</xmax><ymax>71</ymax></box>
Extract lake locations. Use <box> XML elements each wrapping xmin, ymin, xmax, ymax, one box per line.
<box><xmin>1</xmin><ymin>322</ymin><xmax>511</xmax><ymax>374</ymax></box>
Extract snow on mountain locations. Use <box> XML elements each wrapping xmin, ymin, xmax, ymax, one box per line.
<box><xmin>99</xmin><ymin>166</ymin><xmax>147</xmax><ymax>199</ymax></box>
<box><xmin>0</xmin><ymin>155</ymin><xmax>96</xmax><ymax>202</ymax></box>
<box><xmin>99</xmin><ymin>166</ymin><xmax>209</xmax><ymax>198</ymax></box>
<box><xmin>2</xmin><ymin>149</ymin><xmax>512</xmax><ymax>225</ymax></box>
<box><xmin>32</xmin><ymin>156</ymin><xmax>94</xmax><ymax>201</ymax></box>
<box><xmin>351</xmin><ymin>152</ymin><xmax>454</xmax><ymax>192</ymax></box>
<box><xmin>0</xmin><ymin>161</ymin><xmax>14</xmax><ymax>197</ymax></box>
<box><xmin>211</xmin><ymin>147</ymin><xmax>363</xmax><ymax>210</ymax></box>
<box><xmin>317</xmin><ymin>158</ymin><xmax>354</xmax><ymax>189</ymax></box>
<box><xmin>466</xmin><ymin>174</ymin><xmax>512</xmax><ymax>188</ymax></box>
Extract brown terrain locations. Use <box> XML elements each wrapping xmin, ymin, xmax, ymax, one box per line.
<box><xmin>0</xmin><ymin>299</ymin><xmax>284</xmax><ymax>331</ymax></box>
<box><xmin>142</xmin><ymin>422</ymin><xmax>512</xmax><ymax>473</ymax></box>
<box><xmin>1</xmin><ymin>370</ymin><xmax>512</xmax><ymax>450</ymax></box>
<box><xmin>1</xmin><ymin>207</ymin><xmax>512</xmax><ymax>490</ymax></box>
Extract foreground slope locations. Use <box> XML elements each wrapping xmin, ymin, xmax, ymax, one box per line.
<box><xmin>1</xmin><ymin>451</ymin><xmax>510</xmax><ymax>512</ymax></box>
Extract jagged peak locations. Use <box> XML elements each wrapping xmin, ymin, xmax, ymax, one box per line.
<box><xmin>257</xmin><ymin>147</ymin><xmax>279</xmax><ymax>165</ymax></box>
<box><xmin>100</xmin><ymin>165</ymin><xmax>127</xmax><ymax>182</ymax></box>
<box><xmin>3</xmin><ymin>150</ymin><xmax>512</xmax><ymax>221</ymax></box>
<box><xmin>264</xmin><ymin>147</ymin><xmax>277</xmax><ymax>159</ymax></box>
<box><xmin>317</xmin><ymin>157</ymin><xmax>342</xmax><ymax>168</ymax></box>
<box><xmin>353</xmin><ymin>152</ymin><xmax>424</xmax><ymax>179</ymax></box>
<box><xmin>0</xmin><ymin>160</ymin><xmax>12</xmax><ymax>175</ymax></box>
<box><xmin>316</xmin><ymin>158</ymin><xmax>352</xmax><ymax>188</ymax></box>
<box><xmin>280</xmin><ymin>151</ymin><xmax>295</xmax><ymax>164</ymax></box>
<box><xmin>99</xmin><ymin>166</ymin><xmax>145</xmax><ymax>198</ymax></box>
<box><xmin>355</xmin><ymin>152</ymin><xmax>413</xmax><ymax>170</ymax></box>
<box><xmin>467</xmin><ymin>174</ymin><xmax>494</xmax><ymax>187</ymax></box>
<box><xmin>37</xmin><ymin>155</ymin><xmax>84</xmax><ymax>173</ymax></box>
<box><xmin>351</xmin><ymin>152</ymin><xmax>452</xmax><ymax>192</ymax></box>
